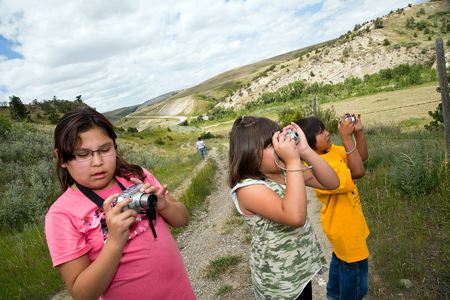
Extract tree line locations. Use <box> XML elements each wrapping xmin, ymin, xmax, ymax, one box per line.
<box><xmin>4</xmin><ymin>95</ymin><xmax>86</xmax><ymax>124</ymax></box>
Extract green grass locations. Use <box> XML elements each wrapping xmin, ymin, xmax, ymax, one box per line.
<box><xmin>117</xmin><ymin>128</ymin><xmax>201</xmax><ymax>188</ymax></box>
<box><xmin>216</xmin><ymin>284</ymin><xmax>233</xmax><ymax>297</ymax></box>
<box><xmin>0</xmin><ymin>225</ymin><xmax>64</xmax><ymax>299</ymax></box>
<box><xmin>204</xmin><ymin>255</ymin><xmax>242</xmax><ymax>279</ymax></box>
<box><xmin>359</xmin><ymin>128</ymin><xmax>449</xmax><ymax>298</ymax></box>
<box><xmin>170</xmin><ymin>159</ymin><xmax>217</xmax><ymax>237</ymax></box>
<box><xmin>180</xmin><ymin>159</ymin><xmax>217</xmax><ymax>213</ymax></box>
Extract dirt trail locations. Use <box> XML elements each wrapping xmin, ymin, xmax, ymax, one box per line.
<box><xmin>177</xmin><ymin>147</ymin><xmax>332</xmax><ymax>299</ymax></box>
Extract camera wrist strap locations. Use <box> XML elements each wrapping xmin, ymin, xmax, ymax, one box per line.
<box><xmin>145</xmin><ymin>208</ymin><xmax>157</xmax><ymax>238</ymax></box>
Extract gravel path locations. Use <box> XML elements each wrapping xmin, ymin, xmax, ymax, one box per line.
<box><xmin>177</xmin><ymin>148</ymin><xmax>332</xmax><ymax>299</ymax></box>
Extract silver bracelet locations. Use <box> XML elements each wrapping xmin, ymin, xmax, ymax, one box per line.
<box><xmin>273</xmin><ymin>152</ymin><xmax>313</xmax><ymax>172</ymax></box>
<box><xmin>345</xmin><ymin>138</ymin><xmax>357</xmax><ymax>155</ymax></box>
<box><xmin>285</xmin><ymin>165</ymin><xmax>313</xmax><ymax>172</ymax></box>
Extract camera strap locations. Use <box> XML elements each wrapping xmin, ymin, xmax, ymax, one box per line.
<box><xmin>75</xmin><ymin>178</ymin><xmax>126</xmax><ymax>207</ymax></box>
<box><xmin>75</xmin><ymin>179</ymin><xmax>127</xmax><ymax>240</ymax></box>
<box><xmin>75</xmin><ymin>179</ymin><xmax>158</xmax><ymax>239</ymax></box>
<box><xmin>145</xmin><ymin>207</ymin><xmax>157</xmax><ymax>238</ymax></box>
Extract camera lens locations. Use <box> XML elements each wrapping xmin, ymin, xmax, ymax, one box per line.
<box><xmin>124</xmin><ymin>193</ymin><xmax>157</xmax><ymax>212</ymax></box>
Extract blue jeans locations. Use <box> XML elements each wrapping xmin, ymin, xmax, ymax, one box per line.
<box><xmin>327</xmin><ymin>252</ymin><xmax>368</xmax><ymax>300</ymax></box>
<box><xmin>199</xmin><ymin>147</ymin><xmax>207</xmax><ymax>160</ymax></box>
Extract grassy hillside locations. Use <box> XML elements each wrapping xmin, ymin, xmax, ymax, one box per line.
<box><xmin>322</xmin><ymin>82</ymin><xmax>441</xmax><ymax>127</ymax></box>
<box><xmin>173</xmin><ymin>41</ymin><xmax>332</xmax><ymax>101</ymax></box>
<box><xmin>125</xmin><ymin>0</ymin><xmax>449</xmax><ymax>123</ymax></box>
<box><xmin>103</xmin><ymin>105</ymin><xmax>139</xmax><ymax>123</ymax></box>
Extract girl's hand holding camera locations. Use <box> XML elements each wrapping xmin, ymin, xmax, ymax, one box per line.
<box><xmin>128</xmin><ymin>177</ymin><xmax>188</xmax><ymax>227</ymax></box>
<box><xmin>282</xmin><ymin>122</ymin><xmax>311</xmax><ymax>157</ymax></box>
<box><xmin>103</xmin><ymin>194</ymin><xmax>138</xmax><ymax>247</ymax></box>
<box><xmin>273</xmin><ymin>131</ymin><xmax>302</xmax><ymax>168</ymax></box>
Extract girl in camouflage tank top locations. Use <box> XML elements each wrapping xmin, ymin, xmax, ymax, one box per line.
<box><xmin>228</xmin><ymin>116</ymin><xmax>339</xmax><ymax>300</ymax></box>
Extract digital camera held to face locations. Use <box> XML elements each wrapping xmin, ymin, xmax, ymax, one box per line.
<box><xmin>285</xmin><ymin>129</ymin><xmax>299</xmax><ymax>143</ymax></box>
<box><xmin>344</xmin><ymin>113</ymin><xmax>357</xmax><ymax>124</ymax></box>
<box><xmin>114</xmin><ymin>183</ymin><xmax>157</xmax><ymax>213</ymax></box>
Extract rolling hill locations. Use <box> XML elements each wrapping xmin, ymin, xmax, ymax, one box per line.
<box><xmin>113</xmin><ymin>0</ymin><xmax>449</xmax><ymax>130</ymax></box>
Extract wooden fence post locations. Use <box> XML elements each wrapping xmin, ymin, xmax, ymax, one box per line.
<box><xmin>435</xmin><ymin>37</ymin><xmax>450</xmax><ymax>162</ymax></box>
<box><xmin>313</xmin><ymin>96</ymin><xmax>318</xmax><ymax>116</ymax></box>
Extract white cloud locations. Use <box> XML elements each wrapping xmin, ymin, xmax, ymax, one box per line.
<box><xmin>0</xmin><ymin>0</ymin><xmax>426</xmax><ymax>112</ymax></box>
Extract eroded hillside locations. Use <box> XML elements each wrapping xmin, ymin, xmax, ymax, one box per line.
<box><xmin>119</xmin><ymin>0</ymin><xmax>449</xmax><ymax>128</ymax></box>
<box><xmin>222</xmin><ymin>0</ymin><xmax>449</xmax><ymax>109</ymax></box>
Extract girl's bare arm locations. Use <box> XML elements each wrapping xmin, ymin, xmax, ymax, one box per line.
<box><xmin>59</xmin><ymin>196</ymin><xmax>136</xmax><ymax>299</ymax></box>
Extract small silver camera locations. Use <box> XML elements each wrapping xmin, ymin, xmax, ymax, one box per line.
<box><xmin>114</xmin><ymin>183</ymin><xmax>157</xmax><ymax>213</ymax></box>
<box><xmin>285</xmin><ymin>129</ymin><xmax>299</xmax><ymax>142</ymax></box>
<box><xmin>344</xmin><ymin>114</ymin><xmax>357</xmax><ymax>123</ymax></box>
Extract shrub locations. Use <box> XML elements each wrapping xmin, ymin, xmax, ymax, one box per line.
<box><xmin>277</xmin><ymin>100</ymin><xmax>339</xmax><ymax>134</ymax></box>
<box><xmin>388</xmin><ymin>142</ymin><xmax>446</xmax><ymax>196</ymax></box>
<box><xmin>278</xmin><ymin>107</ymin><xmax>304</xmax><ymax>127</ymax></box>
<box><xmin>406</xmin><ymin>17</ymin><xmax>415</xmax><ymax>29</ymax></box>
<box><xmin>154</xmin><ymin>137</ymin><xmax>165</xmax><ymax>145</ymax></box>
<box><xmin>424</xmin><ymin>103</ymin><xmax>444</xmax><ymax>131</ymax></box>
<box><xmin>383</xmin><ymin>39</ymin><xmax>391</xmax><ymax>46</ymax></box>
<box><xmin>200</xmin><ymin>132</ymin><xmax>215</xmax><ymax>139</ymax></box>
<box><xmin>374</xmin><ymin>18</ymin><xmax>384</xmax><ymax>29</ymax></box>
<box><xmin>0</xmin><ymin>116</ymin><xmax>12</xmax><ymax>138</ymax></box>
<box><xmin>416</xmin><ymin>20</ymin><xmax>429</xmax><ymax>31</ymax></box>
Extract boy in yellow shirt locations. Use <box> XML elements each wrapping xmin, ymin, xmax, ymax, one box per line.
<box><xmin>296</xmin><ymin>114</ymin><xmax>369</xmax><ymax>300</ymax></box>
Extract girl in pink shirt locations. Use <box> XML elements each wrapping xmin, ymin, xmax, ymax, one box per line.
<box><xmin>45</xmin><ymin>106</ymin><xmax>196</xmax><ymax>300</ymax></box>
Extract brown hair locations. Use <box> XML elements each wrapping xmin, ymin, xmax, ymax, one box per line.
<box><xmin>227</xmin><ymin>116</ymin><xmax>280</xmax><ymax>187</ymax></box>
<box><xmin>54</xmin><ymin>106</ymin><xmax>145</xmax><ymax>191</ymax></box>
<box><xmin>295</xmin><ymin>117</ymin><xmax>325</xmax><ymax>150</ymax></box>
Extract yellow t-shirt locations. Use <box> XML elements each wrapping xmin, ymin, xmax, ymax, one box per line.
<box><xmin>314</xmin><ymin>144</ymin><xmax>369</xmax><ymax>263</ymax></box>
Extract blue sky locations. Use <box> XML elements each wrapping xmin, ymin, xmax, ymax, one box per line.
<box><xmin>0</xmin><ymin>35</ymin><xmax>22</xmax><ymax>59</ymax></box>
<box><xmin>0</xmin><ymin>0</ymin><xmax>426</xmax><ymax>112</ymax></box>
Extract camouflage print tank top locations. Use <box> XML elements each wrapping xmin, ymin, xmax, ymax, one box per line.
<box><xmin>231</xmin><ymin>177</ymin><xmax>326</xmax><ymax>300</ymax></box>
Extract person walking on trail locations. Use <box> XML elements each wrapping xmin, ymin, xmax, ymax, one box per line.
<box><xmin>196</xmin><ymin>137</ymin><xmax>207</xmax><ymax>161</ymax></box>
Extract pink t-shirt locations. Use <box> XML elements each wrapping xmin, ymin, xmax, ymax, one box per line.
<box><xmin>45</xmin><ymin>169</ymin><xmax>196</xmax><ymax>300</ymax></box>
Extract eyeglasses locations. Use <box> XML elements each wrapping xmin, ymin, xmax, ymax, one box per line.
<box><xmin>72</xmin><ymin>144</ymin><xmax>117</xmax><ymax>162</ymax></box>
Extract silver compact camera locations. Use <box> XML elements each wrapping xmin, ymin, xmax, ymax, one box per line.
<box><xmin>285</xmin><ymin>129</ymin><xmax>299</xmax><ymax>142</ymax></box>
<box><xmin>343</xmin><ymin>114</ymin><xmax>357</xmax><ymax>123</ymax></box>
<box><xmin>114</xmin><ymin>183</ymin><xmax>157</xmax><ymax>213</ymax></box>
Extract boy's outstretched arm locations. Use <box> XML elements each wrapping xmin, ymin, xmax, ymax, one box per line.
<box><xmin>339</xmin><ymin>116</ymin><xmax>365</xmax><ymax>179</ymax></box>
<box><xmin>354</xmin><ymin>116</ymin><xmax>368</xmax><ymax>161</ymax></box>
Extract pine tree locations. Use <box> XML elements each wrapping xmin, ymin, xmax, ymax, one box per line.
<box><xmin>9</xmin><ymin>95</ymin><xmax>30</xmax><ymax>121</ymax></box>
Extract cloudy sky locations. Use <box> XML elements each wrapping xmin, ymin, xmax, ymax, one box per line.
<box><xmin>0</xmin><ymin>0</ymin><xmax>426</xmax><ymax>112</ymax></box>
